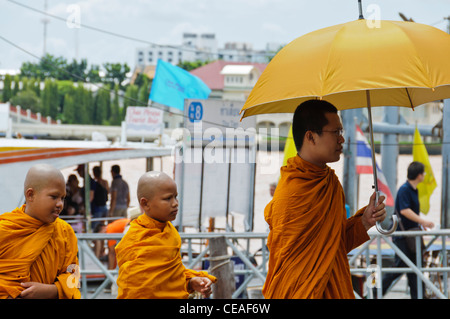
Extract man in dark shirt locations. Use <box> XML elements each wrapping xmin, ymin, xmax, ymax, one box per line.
<box><xmin>381</xmin><ymin>161</ymin><xmax>434</xmax><ymax>298</ymax></box>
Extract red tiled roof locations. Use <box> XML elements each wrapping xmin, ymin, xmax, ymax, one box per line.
<box><xmin>190</xmin><ymin>60</ymin><xmax>268</xmax><ymax>91</ymax></box>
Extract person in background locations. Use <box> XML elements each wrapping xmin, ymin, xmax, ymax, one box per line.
<box><xmin>381</xmin><ymin>161</ymin><xmax>434</xmax><ymax>299</ymax></box>
<box><xmin>92</xmin><ymin>165</ymin><xmax>109</xmax><ymax>230</ymax></box>
<box><xmin>109</xmin><ymin>165</ymin><xmax>130</xmax><ymax>218</ymax></box>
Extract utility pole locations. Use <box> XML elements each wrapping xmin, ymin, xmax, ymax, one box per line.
<box><xmin>41</xmin><ymin>0</ymin><xmax>50</xmax><ymax>56</ymax></box>
<box><xmin>444</xmin><ymin>16</ymin><xmax>450</xmax><ymax>34</ymax></box>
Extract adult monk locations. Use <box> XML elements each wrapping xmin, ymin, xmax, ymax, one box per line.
<box><xmin>0</xmin><ymin>164</ymin><xmax>80</xmax><ymax>299</ymax></box>
<box><xmin>115</xmin><ymin>171</ymin><xmax>217</xmax><ymax>299</ymax></box>
<box><xmin>263</xmin><ymin>100</ymin><xmax>387</xmax><ymax>299</ymax></box>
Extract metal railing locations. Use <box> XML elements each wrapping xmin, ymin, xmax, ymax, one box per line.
<box><xmin>76</xmin><ymin>230</ymin><xmax>450</xmax><ymax>299</ymax></box>
<box><xmin>349</xmin><ymin>229</ymin><xmax>450</xmax><ymax>299</ymax></box>
<box><xmin>76</xmin><ymin>232</ymin><xmax>269</xmax><ymax>299</ymax></box>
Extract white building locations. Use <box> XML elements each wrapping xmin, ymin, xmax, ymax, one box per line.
<box><xmin>136</xmin><ymin>33</ymin><xmax>218</xmax><ymax>66</ymax></box>
<box><xmin>135</xmin><ymin>33</ymin><xmax>280</xmax><ymax>66</ymax></box>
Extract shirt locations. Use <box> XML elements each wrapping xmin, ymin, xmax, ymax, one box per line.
<box><xmin>395</xmin><ymin>181</ymin><xmax>420</xmax><ymax>230</ymax></box>
<box><xmin>110</xmin><ymin>175</ymin><xmax>129</xmax><ymax>210</ymax></box>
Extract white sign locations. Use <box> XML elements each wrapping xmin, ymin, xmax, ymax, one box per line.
<box><xmin>184</xmin><ymin>99</ymin><xmax>255</xmax><ymax>132</ymax></box>
<box><xmin>183</xmin><ymin>99</ymin><xmax>256</xmax><ymax>146</ymax></box>
<box><xmin>0</xmin><ymin>103</ymin><xmax>10</xmax><ymax>132</ymax></box>
<box><xmin>125</xmin><ymin>106</ymin><xmax>163</xmax><ymax>136</ymax></box>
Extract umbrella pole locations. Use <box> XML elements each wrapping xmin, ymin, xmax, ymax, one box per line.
<box><xmin>366</xmin><ymin>91</ymin><xmax>379</xmax><ymax>193</ymax></box>
<box><xmin>366</xmin><ymin>91</ymin><xmax>398</xmax><ymax>235</ymax></box>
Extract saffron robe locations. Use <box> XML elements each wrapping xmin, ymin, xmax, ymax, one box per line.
<box><xmin>115</xmin><ymin>214</ymin><xmax>217</xmax><ymax>299</ymax></box>
<box><xmin>263</xmin><ymin>155</ymin><xmax>369</xmax><ymax>299</ymax></box>
<box><xmin>0</xmin><ymin>205</ymin><xmax>80</xmax><ymax>299</ymax></box>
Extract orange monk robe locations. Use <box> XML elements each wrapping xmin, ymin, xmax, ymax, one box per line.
<box><xmin>263</xmin><ymin>155</ymin><xmax>370</xmax><ymax>299</ymax></box>
<box><xmin>0</xmin><ymin>205</ymin><xmax>80</xmax><ymax>299</ymax></box>
<box><xmin>115</xmin><ymin>213</ymin><xmax>217</xmax><ymax>299</ymax></box>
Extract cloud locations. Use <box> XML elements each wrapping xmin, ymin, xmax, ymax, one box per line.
<box><xmin>261</xmin><ymin>23</ymin><xmax>284</xmax><ymax>34</ymax></box>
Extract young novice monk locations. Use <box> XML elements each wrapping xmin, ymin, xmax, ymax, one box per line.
<box><xmin>115</xmin><ymin>171</ymin><xmax>217</xmax><ymax>299</ymax></box>
<box><xmin>0</xmin><ymin>164</ymin><xmax>80</xmax><ymax>299</ymax></box>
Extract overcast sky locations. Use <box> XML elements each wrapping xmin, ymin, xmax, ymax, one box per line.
<box><xmin>1</xmin><ymin>0</ymin><xmax>450</xmax><ymax>71</ymax></box>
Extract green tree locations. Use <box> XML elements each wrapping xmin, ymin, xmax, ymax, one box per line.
<box><xmin>93</xmin><ymin>88</ymin><xmax>110</xmax><ymax>125</ymax></box>
<box><xmin>66</xmin><ymin>59</ymin><xmax>88</xmax><ymax>81</ymax></box>
<box><xmin>122</xmin><ymin>84</ymin><xmax>139</xmax><ymax>119</ymax></box>
<box><xmin>87</xmin><ymin>64</ymin><xmax>101</xmax><ymax>83</ymax></box>
<box><xmin>109</xmin><ymin>84</ymin><xmax>121</xmax><ymax>125</ymax></box>
<box><xmin>21</xmin><ymin>54</ymin><xmax>68</xmax><ymax>80</ymax></box>
<box><xmin>41</xmin><ymin>79</ymin><xmax>58</xmax><ymax>117</ymax></box>
<box><xmin>137</xmin><ymin>75</ymin><xmax>150</xmax><ymax>106</ymax></box>
<box><xmin>177</xmin><ymin>60</ymin><xmax>211</xmax><ymax>71</ymax></box>
<box><xmin>72</xmin><ymin>83</ymin><xmax>90</xmax><ymax>124</ymax></box>
<box><xmin>10</xmin><ymin>89</ymin><xmax>40</xmax><ymax>113</ymax></box>
<box><xmin>12</xmin><ymin>75</ymin><xmax>20</xmax><ymax>97</ymax></box>
<box><xmin>21</xmin><ymin>77</ymin><xmax>28</xmax><ymax>92</ymax></box>
<box><xmin>103</xmin><ymin>62</ymin><xmax>130</xmax><ymax>89</ymax></box>
<box><xmin>62</xmin><ymin>91</ymin><xmax>76</xmax><ymax>124</ymax></box>
<box><xmin>2</xmin><ymin>74</ymin><xmax>12</xmax><ymax>102</ymax></box>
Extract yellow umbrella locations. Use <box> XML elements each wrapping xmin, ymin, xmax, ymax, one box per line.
<box><xmin>240</xmin><ymin>16</ymin><xmax>450</xmax><ymax>234</ymax></box>
<box><xmin>241</xmin><ymin>19</ymin><xmax>450</xmax><ymax>117</ymax></box>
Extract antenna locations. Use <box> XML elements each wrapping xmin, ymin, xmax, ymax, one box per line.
<box><xmin>358</xmin><ymin>0</ymin><xmax>364</xmax><ymax>19</ymax></box>
<box><xmin>41</xmin><ymin>0</ymin><xmax>50</xmax><ymax>56</ymax></box>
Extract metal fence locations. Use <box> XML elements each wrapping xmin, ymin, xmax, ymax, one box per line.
<box><xmin>350</xmin><ymin>229</ymin><xmax>450</xmax><ymax>299</ymax></box>
<box><xmin>76</xmin><ymin>232</ymin><xmax>269</xmax><ymax>299</ymax></box>
<box><xmin>76</xmin><ymin>230</ymin><xmax>450</xmax><ymax>299</ymax></box>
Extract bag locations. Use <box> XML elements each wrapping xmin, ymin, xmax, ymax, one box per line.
<box><xmin>395</xmin><ymin>211</ymin><xmax>425</xmax><ymax>255</ymax></box>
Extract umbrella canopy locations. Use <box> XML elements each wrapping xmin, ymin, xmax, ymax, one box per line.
<box><xmin>240</xmin><ymin>18</ymin><xmax>450</xmax><ymax>234</ymax></box>
<box><xmin>240</xmin><ymin>19</ymin><xmax>450</xmax><ymax>118</ymax></box>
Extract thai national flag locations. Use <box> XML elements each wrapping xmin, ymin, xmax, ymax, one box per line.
<box><xmin>356</xmin><ymin>125</ymin><xmax>394</xmax><ymax>207</ymax></box>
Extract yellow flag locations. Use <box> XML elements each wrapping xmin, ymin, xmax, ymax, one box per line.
<box><xmin>413</xmin><ymin>127</ymin><xmax>437</xmax><ymax>215</ymax></box>
<box><xmin>282</xmin><ymin>125</ymin><xmax>297</xmax><ymax>166</ymax></box>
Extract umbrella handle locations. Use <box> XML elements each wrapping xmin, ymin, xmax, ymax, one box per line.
<box><xmin>374</xmin><ymin>191</ymin><xmax>398</xmax><ymax>235</ymax></box>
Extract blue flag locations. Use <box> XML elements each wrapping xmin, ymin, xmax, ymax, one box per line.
<box><xmin>149</xmin><ymin>59</ymin><xmax>211</xmax><ymax>110</ymax></box>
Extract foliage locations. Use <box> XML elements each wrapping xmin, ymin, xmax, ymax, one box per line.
<box><xmin>10</xmin><ymin>90</ymin><xmax>40</xmax><ymax>113</ymax></box>
<box><xmin>177</xmin><ymin>60</ymin><xmax>210</xmax><ymax>71</ymax></box>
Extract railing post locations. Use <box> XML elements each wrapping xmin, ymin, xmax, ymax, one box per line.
<box><xmin>416</xmin><ymin>235</ymin><xmax>423</xmax><ymax>299</ymax></box>
<box><xmin>443</xmin><ymin>234</ymin><xmax>448</xmax><ymax>297</ymax></box>
<box><xmin>209</xmin><ymin>236</ymin><xmax>235</xmax><ymax>299</ymax></box>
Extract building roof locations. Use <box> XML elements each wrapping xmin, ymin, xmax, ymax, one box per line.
<box><xmin>220</xmin><ymin>65</ymin><xmax>256</xmax><ymax>75</ymax></box>
<box><xmin>190</xmin><ymin>60</ymin><xmax>267</xmax><ymax>91</ymax></box>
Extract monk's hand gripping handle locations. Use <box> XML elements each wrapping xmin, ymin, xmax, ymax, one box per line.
<box><xmin>374</xmin><ymin>191</ymin><xmax>398</xmax><ymax>235</ymax></box>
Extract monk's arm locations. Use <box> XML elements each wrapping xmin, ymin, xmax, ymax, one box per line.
<box><xmin>344</xmin><ymin>206</ymin><xmax>370</xmax><ymax>253</ymax></box>
<box><xmin>54</xmin><ymin>227</ymin><xmax>81</xmax><ymax>299</ymax></box>
<box><xmin>184</xmin><ymin>269</ymin><xmax>217</xmax><ymax>294</ymax></box>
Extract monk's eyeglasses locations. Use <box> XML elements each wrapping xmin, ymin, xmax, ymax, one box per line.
<box><xmin>311</xmin><ymin>128</ymin><xmax>345</xmax><ymax>137</ymax></box>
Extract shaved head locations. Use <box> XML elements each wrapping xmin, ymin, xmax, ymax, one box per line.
<box><xmin>23</xmin><ymin>164</ymin><xmax>66</xmax><ymax>224</ymax></box>
<box><xmin>137</xmin><ymin>171</ymin><xmax>173</xmax><ymax>201</ymax></box>
<box><xmin>137</xmin><ymin>171</ymin><xmax>178</xmax><ymax>223</ymax></box>
<box><xmin>24</xmin><ymin>164</ymin><xmax>65</xmax><ymax>195</ymax></box>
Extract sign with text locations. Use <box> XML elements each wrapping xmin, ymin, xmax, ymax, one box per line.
<box><xmin>125</xmin><ymin>106</ymin><xmax>163</xmax><ymax>136</ymax></box>
<box><xmin>183</xmin><ymin>99</ymin><xmax>256</xmax><ymax>146</ymax></box>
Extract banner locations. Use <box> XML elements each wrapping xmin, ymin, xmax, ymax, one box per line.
<box><xmin>149</xmin><ymin>59</ymin><xmax>211</xmax><ymax>111</ymax></box>
<box><xmin>125</xmin><ymin>106</ymin><xmax>163</xmax><ymax>135</ymax></box>
<box><xmin>413</xmin><ymin>127</ymin><xmax>437</xmax><ymax>215</ymax></box>
<box><xmin>355</xmin><ymin>125</ymin><xmax>394</xmax><ymax>207</ymax></box>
